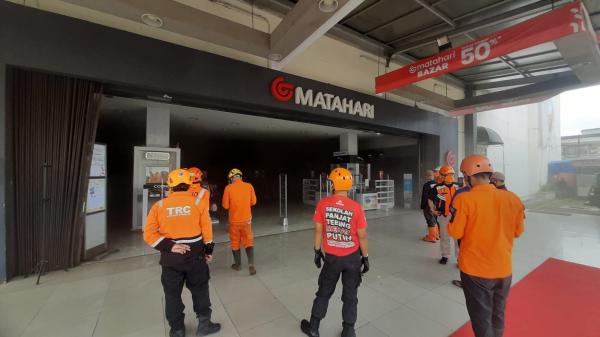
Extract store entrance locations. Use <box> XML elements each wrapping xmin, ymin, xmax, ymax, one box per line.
<box><xmin>92</xmin><ymin>96</ymin><xmax>418</xmax><ymax>261</ymax></box>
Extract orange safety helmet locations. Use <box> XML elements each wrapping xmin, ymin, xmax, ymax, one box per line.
<box><xmin>460</xmin><ymin>155</ymin><xmax>493</xmax><ymax>176</ymax></box>
<box><xmin>187</xmin><ymin>167</ymin><xmax>203</xmax><ymax>183</ymax></box>
<box><xmin>329</xmin><ymin>167</ymin><xmax>353</xmax><ymax>191</ymax></box>
<box><xmin>168</xmin><ymin>168</ymin><xmax>192</xmax><ymax>187</ymax></box>
<box><xmin>439</xmin><ymin>165</ymin><xmax>455</xmax><ymax>176</ymax></box>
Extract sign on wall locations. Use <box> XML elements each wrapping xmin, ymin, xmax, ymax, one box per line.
<box><xmin>376</xmin><ymin>1</ymin><xmax>588</xmax><ymax>92</ymax></box>
<box><xmin>271</xmin><ymin>77</ymin><xmax>375</xmax><ymax>119</ymax></box>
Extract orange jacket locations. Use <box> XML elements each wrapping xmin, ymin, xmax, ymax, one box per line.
<box><xmin>189</xmin><ymin>183</ymin><xmax>210</xmax><ymax>208</ymax></box>
<box><xmin>448</xmin><ymin>184</ymin><xmax>525</xmax><ymax>278</ymax></box>
<box><xmin>144</xmin><ymin>191</ymin><xmax>213</xmax><ymax>253</ymax></box>
<box><xmin>222</xmin><ymin>179</ymin><xmax>257</xmax><ymax>223</ymax></box>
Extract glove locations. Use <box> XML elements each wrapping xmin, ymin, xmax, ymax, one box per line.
<box><xmin>204</xmin><ymin>242</ymin><xmax>215</xmax><ymax>256</ymax></box>
<box><xmin>314</xmin><ymin>249</ymin><xmax>325</xmax><ymax>268</ymax></box>
<box><xmin>361</xmin><ymin>255</ymin><xmax>370</xmax><ymax>274</ymax></box>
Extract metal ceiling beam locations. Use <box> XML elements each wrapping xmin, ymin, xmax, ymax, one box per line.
<box><xmin>413</xmin><ymin>0</ymin><xmax>456</xmax><ymax>27</ymax></box>
<box><xmin>386</xmin><ymin>0</ymin><xmax>514</xmax><ymax>45</ymax></box>
<box><xmin>364</xmin><ymin>0</ymin><xmax>446</xmax><ymax>36</ymax></box>
<box><xmin>463</xmin><ymin>65</ymin><xmax>571</xmax><ymax>82</ymax></box>
<box><xmin>391</xmin><ymin>0</ymin><xmax>557</xmax><ymax>55</ymax></box>
<box><xmin>472</xmin><ymin>72</ymin><xmax>572</xmax><ymax>90</ymax></box>
<box><xmin>340</xmin><ymin>0</ymin><xmax>384</xmax><ymax>24</ymax></box>
<box><xmin>269</xmin><ymin>0</ymin><xmax>364</xmax><ymax>70</ymax></box>
<box><xmin>243</xmin><ymin>0</ymin><xmax>466</xmax><ymax>88</ymax></box>
<box><xmin>460</xmin><ymin>59</ymin><xmax>567</xmax><ymax>78</ymax></box>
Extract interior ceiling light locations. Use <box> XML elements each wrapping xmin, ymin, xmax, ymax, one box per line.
<box><xmin>268</xmin><ymin>53</ymin><xmax>283</xmax><ymax>61</ymax></box>
<box><xmin>318</xmin><ymin>0</ymin><xmax>339</xmax><ymax>13</ymax></box>
<box><xmin>141</xmin><ymin>13</ymin><xmax>164</xmax><ymax>28</ymax></box>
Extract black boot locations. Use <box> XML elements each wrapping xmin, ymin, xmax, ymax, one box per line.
<box><xmin>231</xmin><ymin>250</ymin><xmax>241</xmax><ymax>271</ymax></box>
<box><xmin>341</xmin><ymin>322</ymin><xmax>356</xmax><ymax>337</ymax></box>
<box><xmin>246</xmin><ymin>247</ymin><xmax>256</xmax><ymax>275</ymax></box>
<box><xmin>196</xmin><ymin>314</ymin><xmax>221</xmax><ymax>336</ymax></box>
<box><xmin>300</xmin><ymin>316</ymin><xmax>320</xmax><ymax>337</ymax></box>
<box><xmin>169</xmin><ymin>329</ymin><xmax>185</xmax><ymax>337</ymax></box>
<box><xmin>439</xmin><ymin>257</ymin><xmax>448</xmax><ymax>264</ymax></box>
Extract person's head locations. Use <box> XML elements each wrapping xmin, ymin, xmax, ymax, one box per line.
<box><xmin>424</xmin><ymin>170</ymin><xmax>434</xmax><ymax>181</ymax></box>
<box><xmin>329</xmin><ymin>167</ymin><xmax>353</xmax><ymax>196</ymax></box>
<box><xmin>168</xmin><ymin>168</ymin><xmax>192</xmax><ymax>192</ymax></box>
<box><xmin>228</xmin><ymin>168</ymin><xmax>243</xmax><ymax>183</ymax></box>
<box><xmin>439</xmin><ymin>165</ymin><xmax>455</xmax><ymax>186</ymax></box>
<box><xmin>490</xmin><ymin>172</ymin><xmax>505</xmax><ymax>187</ymax></box>
<box><xmin>459</xmin><ymin>155</ymin><xmax>493</xmax><ymax>187</ymax></box>
<box><xmin>433</xmin><ymin>166</ymin><xmax>442</xmax><ymax>184</ymax></box>
<box><xmin>187</xmin><ymin>167</ymin><xmax>203</xmax><ymax>184</ymax></box>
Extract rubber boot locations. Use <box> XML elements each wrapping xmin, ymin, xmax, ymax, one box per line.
<box><xmin>196</xmin><ymin>314</ymin><xmax>221</xmax><ymax>336</ymax></box>
<box><xmin>300</xmin><ymin>316</ymin><xmax>320</xmax><ymax>337</ymax></box>
<box><xmin>169</xmin><ymin>329</ymin><xmax>185</xmax><ymax>337</ymax></box>
<box><xmin>341</xmin><ymin>322</ymin><xmax>356</xmax><ymax>337</ymax></box>
<box><xmin>439</xmin><ymin>257</ymin><xmax>448</xmax><ymax>264</ymax></box>
<box><xmin>422</xmin><ymin>227</ymin><xmax>437</xmax><ymax>243</ymax></box>
<box><xmin>231</xmin><ymin>250</ymin><xmax>241</xmax><ymax>271</ymax></box>
<box><xmin>246</xmin><ymin>247</ymin><xmax>256</xmax><ymax>275</ymax></box>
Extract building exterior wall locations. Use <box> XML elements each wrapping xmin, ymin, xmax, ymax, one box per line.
<box><xmin>476</xmin><ymin>97</ymin><xmax>561</xmax><ymax>199</ymax></box>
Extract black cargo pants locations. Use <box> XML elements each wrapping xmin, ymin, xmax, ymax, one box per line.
<box><xmin>161</xmin><ymin>256</ymin><xmax>212</xmax><ymax>331</ymax></box>
<box><xmin>311</xmin><ymin>250</ymin><xmax>362</xmax><ymax>325</ymax></box>
<box><xmin>461</xmin><ymin>272</ymin><xmax>512</xmax><ymax>337</ymax></box>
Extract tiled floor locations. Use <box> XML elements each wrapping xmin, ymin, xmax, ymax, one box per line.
<box><xmin>1</xmin><ymin>210</ymin><xmax>599</xmax><ymax>337</ymax></box>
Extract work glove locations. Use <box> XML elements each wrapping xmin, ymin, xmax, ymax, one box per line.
<box><xmin>361</xmin><ymin>255</ymin><xmax>370</xmax><ymax>274</ymax></box>
<box><xmin>204</xmin><ymin>242</ymin><xmax>215</xmax><ymax>256</ymax></box>
<box><xmin>314</xmin><ymin>249</ymin><xmax>325</xmax><ymax>269</ymax></box>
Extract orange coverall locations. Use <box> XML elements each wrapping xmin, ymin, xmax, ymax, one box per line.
<box><xmin>222</xmin><ymin>179</ymin><xmax>257</xmax><ymax>250</ymax></box>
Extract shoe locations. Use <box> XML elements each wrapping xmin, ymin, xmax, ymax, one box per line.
<box><xmin>341</xmin><ymin>323</ymin><xmax>356</xmax><ymax>337</ymax></box>
<box><xmin>452</xmin><ymin>280</ymin><xmax>463</xmax><ymax>288</ymax></box>
<box><xmin>422</xmin><ymin>227</ymin><xmax>437</xmax><ymax>243</ymax></box>
<box><xmin>300</xmin><ymin>317</ymin><xmax>320</xmax><ymax>337</ymax></box>
<box><xmin>231</xmin><ymin>264</ymin><xmax>241</xmax><ymax>271</ymax></box>
<box><xmin>439</xmin><ymin>257</ymin><xmax>448</xmax><ymax>264</ymax></box>
<box><xmin>196</xmin><ymin>316</ymin><xmax>221</xmax><ymax>336</ymax></box>
<box><xmin>169</xmin><ymin>329</ymin><xmax>185</xmax><ymax>337</ymax></box>
<box><xmin>249</xmin><ymin>265</ymin><xmax>256</xmax><ymax>275</ymax></box>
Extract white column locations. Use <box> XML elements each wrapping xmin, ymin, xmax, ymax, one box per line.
<box><xmin>146</xmin><ymin>106</ymin><xmax>170</xmax><ymax>147</ymax></box>
<box><xmin>339</xmin><ymin>132</ymin><xmax>358</xmax><ymax>155</ymax></box>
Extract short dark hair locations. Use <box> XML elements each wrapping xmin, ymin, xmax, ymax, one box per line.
<box><xmin>171</xmin><ymin>183</ymin><xmax>190</xmax><ymax>192</ymax></box>
<box><xmin>473</xmin><ymin>172</ymin><xmax>492</xmax><ymax>180</ymax></box>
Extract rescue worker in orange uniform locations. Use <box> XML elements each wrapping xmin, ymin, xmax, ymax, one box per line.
<box><xmin>428</xmin><ymin>164</ymin><xmax>459</xmax><ymax>264</ymax></box>
<box><xmin>143</xmin><ymin>169</ymin><xmax>221</xmax><ymax>337</ymax></box>
<box><xmin>300</xmin><ymin>168</ymin><xmax>369</xmax><ymax>337</ymax></box>
<box><xmin>421</xmin><ymin>169</ymin><xmax>439</xmax><ymax>242</ymax></box>
<box><xmin>448</xmin><ymin>155</ymin><xmax>525</xmax><ymax>337</ymax></box>
<box><xmin>187</xmin><ymin>167</ymin><xmax>210</xmax><ymax>207</ymax></box>
<box><xmin>222</xmin><ymin>168</ymin><xmax>257</xmax><ymax>275</ymax></box>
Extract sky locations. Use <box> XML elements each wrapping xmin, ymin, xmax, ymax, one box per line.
<box><xmin>560</xmin><ymin>85</ymin><xmax>600</xmax><ymax>136</ymax></box>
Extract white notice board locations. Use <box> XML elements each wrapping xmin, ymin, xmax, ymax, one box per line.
<box><xmin>90</xmin><ymin>144</ymin><xmax>107</xmax><ymax>177</ymax></box>
<box><xmin>86</xmin><ymin>178</ymin><xmax>106</xmax><ymax>213</ymax></box>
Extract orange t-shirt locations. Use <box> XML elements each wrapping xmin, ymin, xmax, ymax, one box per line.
<box><xmin>143</xmin><ymin>191</ymin><xmax>213</xmax><ymax>248</ymax></box>
<box><xmin>448</xmin><ymin>184</ymin><xmax>525</xmax><ymax>278</ymax></box>
<box><xmin>222</xmin><ymin>179</ymin><xmax>257</xmax><ymax>223</ymax></box>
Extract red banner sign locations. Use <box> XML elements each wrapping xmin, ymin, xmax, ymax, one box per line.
<box><xmin>375</xmin><ymin>1</ymin><xmax>587</xmax><ymax>93</ymax></box>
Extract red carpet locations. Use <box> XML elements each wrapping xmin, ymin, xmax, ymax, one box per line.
<box><xmin>451</xmin><ymin>258</ymin><xmax>600</xmax><ymax>337</ymax></box>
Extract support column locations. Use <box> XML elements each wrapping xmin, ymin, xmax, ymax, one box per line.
<box><xmin>464</xmin><ymin>86</ymin><xmax>477</xmax><ymax>156</ymax></box>
<box><xmin>339</xmin><ymin>132</ymin><xmax>358</xmax><ymax>155</ymax></box>
<box><xmin>146</xmin><ymin>106</ymin><xmax>170</xmax><ymax>147</ymax></box>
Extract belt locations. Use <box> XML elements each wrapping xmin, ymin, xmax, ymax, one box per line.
<box><xmin>173</xmin><ymin>236</ymin><xmax>203</xmax><ymax>244</ymax></box>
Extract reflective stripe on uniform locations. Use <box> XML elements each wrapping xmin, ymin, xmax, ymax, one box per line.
<box><xmin>173</xmin><ymin>236</ymin><xmax>203</xmax><ymax>244</ymax></box>
<box><xmin>151</xmin><ymin>236</ymin><xmax>165</xmax><ymax>247</ymax></box>
<box><xmin>195</xmin><ymin>189</ymin><xmax>206</xmax><ymax>206</ymax></box>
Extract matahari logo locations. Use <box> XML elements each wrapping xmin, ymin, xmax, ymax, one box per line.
<box><xmin>271</xmin><ymin>76</ymin><xmax>295</xmax><ymax>102</ymax></box>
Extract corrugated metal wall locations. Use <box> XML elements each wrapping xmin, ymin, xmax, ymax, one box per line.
<box><xmin>7</xmin><ymin>68</ymin><xmax>102</xmax><ymax>279</ymax></box>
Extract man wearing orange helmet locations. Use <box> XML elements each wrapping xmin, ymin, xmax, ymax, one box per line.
<box><xmin>300</xmin><ymin>167</ymin><xmax>369</xmax><ymax>337</ymax></box>
<box><xmin>187</xmin><ymin>167</ymin><xmax>210</xmax><ymax>207</ymax></box>
<box><xmin>428</xmin><ymin>164</ymin><xmax>459</xmax><ymax>264</ymax></box>
<box><xmin>143</xmin><ymin>169</ymin><xmax>221</xmax><ymax>337</ymax></box>
<box><xmin>222</xmin><ymin>168</ymin><xmax>257</xmax><ymax>275</ymax></box>
<box><xmin>448</xmin><ymin>155</ymin><xmax>525</xmax><ymax>337</ymax></box>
